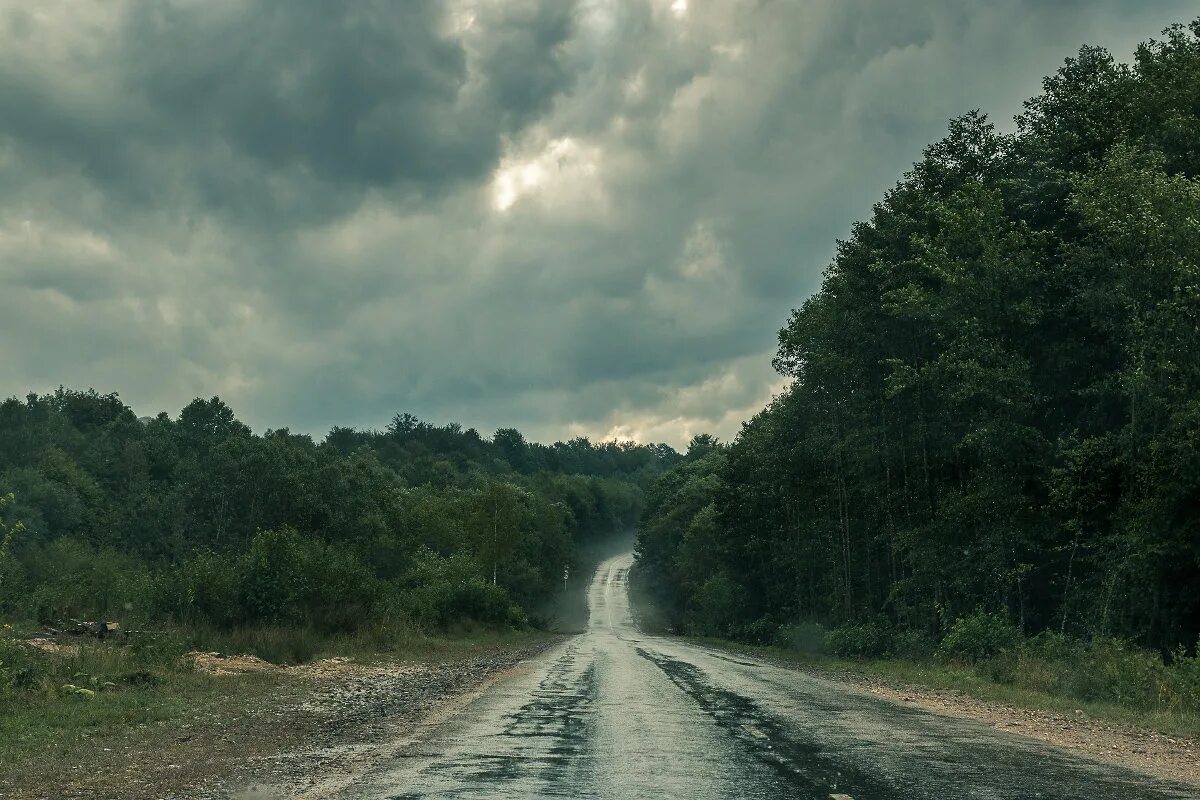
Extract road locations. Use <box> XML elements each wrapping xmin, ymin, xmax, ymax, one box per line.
<box><xmin>336</xmin><ymin>553</ymin><xmax>1193</xmax><ymax>799</ymax></box>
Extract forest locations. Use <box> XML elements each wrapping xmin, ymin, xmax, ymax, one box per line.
<box><xmin>0</xmin><ymin>389</ymin><xmax>676</xmax><ymax>639</ymax></box>
<box><xmin>636</xmin><ymin>23</ymin><xmax>1200</xmax><ymax>664</ymax></box>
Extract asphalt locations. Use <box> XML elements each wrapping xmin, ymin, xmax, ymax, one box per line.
<box><xmin>335</xmin><ymin>554</ymin><xmax>1195</xmax><ymax>800</ymax></box>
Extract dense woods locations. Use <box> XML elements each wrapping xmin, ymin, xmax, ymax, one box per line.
<box><xmin>0</xmin><ymin>390</ymin><xmax>675</xmax><ymax>635</ymax></box>
<box><xmin>637</xmin><ymin>23</ymin><xmax>1200</xmax><ymax>658</ymax></box>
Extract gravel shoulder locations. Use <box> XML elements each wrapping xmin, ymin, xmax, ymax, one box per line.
<box><xmin>841</xmin><ymin>671</ymin><xmax>1200</xmax><ymax>790</ymax></box>
<box><xmin>697</xmin><ymin>642</ymin><xmax>1200</xmax><ymax>791</ymax></box>
<box><xmin>0</xmin><ymin>636</ymin><xmax>561</xmax><ymax>800</ymax></box>
<box><xmin>204</xmin><ymin>640</ymin><xmax>562</xmax><ymax>800</ymax></box>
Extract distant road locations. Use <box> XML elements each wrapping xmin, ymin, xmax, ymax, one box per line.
<box><xmin>338</xmin><ymin>554</ymin><xmax>1193</xmax><ymax>799</ymax></box>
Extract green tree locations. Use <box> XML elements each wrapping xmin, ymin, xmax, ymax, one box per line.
<box><xmin>469</xmin><ymin>481</ymin><xmax>528</xmax><ymax>586</ymax></box>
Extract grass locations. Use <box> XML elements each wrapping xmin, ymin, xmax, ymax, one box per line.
<box><xmin>687</xmin><ymin>636</ymin><xmax>1200</xmax><ymax>741</ymax></box>
<box><xmin>0</xmin><ymin>621</ymin><xmax>558</xmax><ymax>796</ymax></box>
<box><xmin>0</xmin><ymin>632</ymin><xmax>278</xmax><ymax>789</ymax></box>
<box><xmin>0</xmin><ymin>666</ymin><xmax>282</xmax><ymax>788</ymax></box>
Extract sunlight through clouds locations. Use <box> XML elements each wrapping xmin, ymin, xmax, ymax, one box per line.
<box><xmin>1</xmin><ymin>0</ymin><xmax>1194</xmax><ymax>447</ymax></box>
<box><xmin>491</xmin><ymin>137</ymin><xmax>604</xmax><ymax>214</ymax></box>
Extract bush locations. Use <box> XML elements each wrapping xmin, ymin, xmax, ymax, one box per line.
<box><xmin>1023</xmin><ymin>630</ymin><xmax>1079</xmax><ymax>662</ymax></box>
<box><xmin>938</xmin><ymin>611</ymin><xmax>1021</xmax><ymax>663</ymax></box>
<box><xmin>744</xmin><ymin>617</ymin><xmax>781</xmax><ymax>645</ymax></box>
<box><xmin>397</xmin><ymin>549</ymin><xmax>524</xmax><ymax>630</ymax></box>
<box><xmin>777</xmin><ymin>621</ymin><xmax>828</xmax><ymax>655</ymax></box>
<box><xmin>826</xmin><ymin>622</ymin><xmax>890</xmax><ymax>659</ymax></box>
<box><xmin>891</xmin><ymin>628</ymin><xmax>936</xmax><ymax>659</ymax></box>
<box><xmin>1168</xmin><ymin>643</ymin><xmax>1200</xmax><ymax>713</ymax></box>
<box><xmin>15</xmin><ymin>538</ymin><xmax>154</xmax><ymax>624</ymax></box>
<box><xmin>154</xmin><ymin>551</ymin><xmax>241</xmax><ymax>627</ymax></box>
<box><xmin>189</xmin><ymin>625</ymin><xmax>323</xmax><ymax>666</ymax></box>
<box><xmin>239</xmin><ymin>527</ymin><xmax>317</xmax><ymax>625</ymax></box>
<box><xmin>685</xmin><ymin>572</ymin><xmax>744</xmax><ymax>637</ymax></box>
<box><xmin>156</xmin><ymin>528</ymin><xmax>384</xmax><ymax>633</ymax></box>
<box><xmin>1065</xmin><ymin>638</ymin><xmax>1170</xmax><ymax>708</ymax></box>
<box><xmin>954</xmin><ymin>633</ymin><xmax>1200</xmax><ymax>716</ymax></box>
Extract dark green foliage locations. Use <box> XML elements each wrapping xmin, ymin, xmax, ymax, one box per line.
<box><xmin>978</xmin><ymin>633</ymin><xmax>1200</xmax><ymax>716</ymax></box>
<box><xmin>826</xmin><ymin>623</ymin><xmax>891</xmax><ymax>659</ymax></box>
<box><xmin>0</xmin><ymin>389</ymin><xmax>672</xmax><ymax>638</ymax></box>
<box><xmin>938</xmin><ymin>611</ymin><xmax>1022</xmax><ymax>663</ymax></box>
<box><xmin>635</xmin><ymin>22</ymin><xmax>1200</xmax><ymax>668</ymax></box>
<box><xmin>396</xmin><ymin>549</ymin><xmax>524</xmax><ymax>629</ymax></box>
<box><xmin>775</xmin><ymin>622</ymin><xmax>829</xmax><ymax>655</ymax></box>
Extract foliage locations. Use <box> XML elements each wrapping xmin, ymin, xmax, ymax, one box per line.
<box><xmin>776</xmin><ymin>621</ymin><xmax>829</xmax><ymax>655</ymax></box>
<box><xmin>0</xmin><ymin>390</ymin><xmax>672</xmax><ymax>650</ymax></box>
<box><xmin>994</xmin><ymin>636</ymin><xmax>1200</xmax><ymax>716</ymax></box>
<box><xmin>634</xmin><ymin>21</ymin><xmax>1200</xmax><ymax>667</ymax></box>
<box><xmin>938</xmin><ymin>611</ymin><xmax>1022</xmax><ymax>663</ymax></box>
<box><xmin>826</xmin><ymin>622</ymin><xmax>891</xmax><ymax>659</ymax></box>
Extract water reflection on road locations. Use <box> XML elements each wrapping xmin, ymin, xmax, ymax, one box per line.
<box><xmin>344</xmin><ymin>554</ymin><xmax>1193</xmax><ymax>800</ymax></box>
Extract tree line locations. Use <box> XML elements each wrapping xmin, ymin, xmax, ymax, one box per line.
<box><xmin>636</xmin><ymin>21</ymin><xmax>1200</xmax><ymax>657</ymax></box>
<box><xmin>0</xmin><ymin>389</ymin><xmax>678</xmax><ymax>633</ymax></box>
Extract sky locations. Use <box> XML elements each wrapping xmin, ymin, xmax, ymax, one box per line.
<box><xmin>1</xmin><ymin>1</ymin><xmax>1195</xmax><ymax>448</ymax></box>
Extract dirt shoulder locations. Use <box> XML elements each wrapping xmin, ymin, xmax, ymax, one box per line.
<box><xmin>0</xmin><ymin>635</ymin><xmax>562</xmax><ymax>800</ymax></box>
<box><xmin>843</xmin><ymin>671</ymin><xmax>1200</xmax><ymax>789</ymax></box>
<box><xmin>699</xmin><ymin>641</ymin><xmax>1200</xmax><ymax>790</ymax></box>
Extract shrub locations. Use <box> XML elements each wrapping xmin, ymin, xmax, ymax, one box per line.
<box><xmin>154</xmin><ymin>551</ymin><xmax>241</xmax><ymax>627</ymax></box>
<box><xmin>826</xmin><ymin>622</ymin><xmax>890</xmax><ymax>659</ymax></box>
<box><xmin>397</xmin><ymin>549</ymin><xmax>524</xmax><ymax>629</ymax></box>
<box><xmin>305</xmin><ymin>545</ymin><xmax>381</xmax><ymax>630</ymax></box>
<box><xmin>1167</xmin><ymin>643</ymin><xmax>1200</xmax><ymax>713</ymax></box>
<box><xmin>0</xmin><ymin>633</ymin><xmax>31</xmax><ymax>698</ymax></box>
<box><xmin>239</xmin><ymin>527</ymin><xmax>314</xmax><ymax>625</ymax></box>
<box><xmin>194</xmin><ymin>626</ymin><xmax>323</xmax><ymax>666</ymax></box>
<box><xmin>938</xmin><ymin>611</ymin><xmax>1021</xmax><ymax>663</ymax></box>
<box><xmin>891</xmin><ymin>628</ymin><xmax>936</xmax><ymax>659</ymax></box>
<box><xmin>744</xmin><ymin>617</ymin><xmax>781</xmax><ymax>645</ymax></box>
<box><xmin>685</xmin><ymin>572</ymin><xmax>744</xmax><ymax>637</ymax></box>
<box><xmin>1023</xmin><ymin>630</ymin><xmax>1079</xmax><ymax>662</ymax></box>
<box><xmin>777</xmin><ymin>621</ymin><xmax>828</xmax><ymax>655</ymax></box>
<box><xmin>14</xmin><ymin>538</ymin><xmax>154</xmax><ymax>624</ymax></box>
<box><xmin>1065</xmin><ymin>638</ymin><xmax>1168</xmax><ymax>708</ymax></box>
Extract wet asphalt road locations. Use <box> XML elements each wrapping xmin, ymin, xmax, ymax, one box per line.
<box><xmin>340</xmin><ymin>554</ymin><xmax>1194</xmax><ymax>800</ymax></box>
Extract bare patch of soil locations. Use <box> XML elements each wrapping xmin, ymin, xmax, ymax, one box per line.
<box><xmin>22</xmin><ymin>638</ymin><xmax>80</xmax><ymax>656</ymax></box>
<box><xmin>188</xmin><ymin>651</ymin><xmax>280</xmax><ymax>676</ymax></box>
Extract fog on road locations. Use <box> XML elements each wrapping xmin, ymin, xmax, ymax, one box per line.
<box><xmin>338</xmin><ymin>554</ymin><xmax>1192</xmax><ymax>799</ymax></box>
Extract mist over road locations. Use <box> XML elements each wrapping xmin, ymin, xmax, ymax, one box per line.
<box><xmin>337</xmin><ymin>554</ymin><xmax>1192</xmax><ymax>799</ymax></box>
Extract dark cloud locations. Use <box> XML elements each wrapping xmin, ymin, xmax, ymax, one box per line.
<box><xmin>1</xmin><ymin>0</ymin><xmax>1195</xmax><ymax>446</ymax></box>
<box><xmin>1</xmin><ymin>1</ymin><xmax>579</xmax><ymax>228</ymax></box>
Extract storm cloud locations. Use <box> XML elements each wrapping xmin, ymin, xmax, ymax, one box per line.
<box><xmin>1</xmin><ymin>0</ymin><xmax>1194</xmax><ymax>446</ymax></box>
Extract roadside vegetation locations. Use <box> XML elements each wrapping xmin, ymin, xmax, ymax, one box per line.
<box><xmin>0</xmin><ymin>623</ymin><xmax>551</xmax><ymax>795</ymax></box>
<box><xmin>0</xmin><ymin>390</ymin><xmax>676</xmax><ymax>776</ymax></box>
<box><xmin>634</xmin><ymin>21</ymin><xmax>1200</xmax><ymax>736</ymax></box>
<box><xmin>680</xmin><ymin>617</ymin><xmax>1200</xmax><ymax>739</ymax></box>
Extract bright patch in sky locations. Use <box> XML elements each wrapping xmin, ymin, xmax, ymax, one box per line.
<box><xmin>1</xmin><ymin>0</ymin><xmax>1193</xmax><ymax>447</ymax></box>
<box><xmin>491</xmin><ymin>138</ymin><xmax>601</xmax><ymax>213</ymax></box>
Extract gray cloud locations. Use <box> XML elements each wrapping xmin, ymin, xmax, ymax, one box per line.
<box><xmin>1</xmin><ymin>0</ymin><xmax>1195</xmax><ymax>446</ymax></box>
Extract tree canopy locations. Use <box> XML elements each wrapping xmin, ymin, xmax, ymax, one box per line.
<box><xmin>0</xmin><ymin>389</ymin><xmax>677</xmax><ymax>632</ymax></box>
<box><xmin>636</xmin><ymin>21</ymin><xmax>1200</xmax><ymax>655</ymax></box>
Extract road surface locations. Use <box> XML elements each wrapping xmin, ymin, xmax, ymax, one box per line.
<box><xmin>336</xmin><ymin>554</ymin><xmax>1193</xmax><ymax>799</ymax></box>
